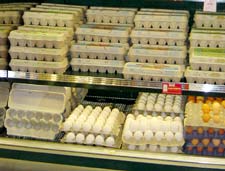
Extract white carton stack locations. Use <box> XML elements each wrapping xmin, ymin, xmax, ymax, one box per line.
<box><xmin>186</xmin><ymin>11</ymin><xmax>225</xmax><ymax>85</ymax></box>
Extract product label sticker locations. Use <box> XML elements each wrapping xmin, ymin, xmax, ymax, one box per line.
<box><xmin>162</xmin><ymin>82</ymin><xmax>182</xmax><ymax>95</ymax></box>
<box><xmin>203</xmin><ymin>0</ymin><xmax>217</xmax><ymax>12</ymax></box>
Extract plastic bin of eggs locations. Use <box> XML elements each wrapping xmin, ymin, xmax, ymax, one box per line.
<box><xmin>61</xmin><ymin>105</ymin><xmax>125</xmax><ymax>148</ymax></box>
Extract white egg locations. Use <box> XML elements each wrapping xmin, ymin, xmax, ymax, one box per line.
<box><xmin>87</xmin><ymin>115</ymin><xmax>96</xmax><ymax>122</ymax></box>
<box><xmin>92</xmin><ymin>124</ymin><xmax>102</xmax><ymax>133</ymax></box>
<box><xmin>102</xmin><ymin>125</ymin><xmax>112</xmax><ymax>134</ymax></box>
<box><xmin>127</xmin><ymin>114</ymin><xmax>135</xmax><ymax>119</ymax></box>
<box><xmin>165</xmin><ymin>131</ymin><xmax>174</xmax><ymax>141</ymax></box>
<box><xmin>129</xmin><ymin>120</ymin><xmax>138</xmax><ymax>132</ymax></box>
<box><xmin>73</xmin><ymin>122</ymin><xmax>82</xmax><ymax>131</ymax></box>
<box><xmin>154</xmin><ymin>103</ymin><xmax>162</xmax><ymax>112</ymax></box>
<box><xmin>103</xmin><ymin>106</ymin><xmax>111</xmax><ymax>113</ymax></box>
<box><xmin>138</xmin><ymin>145</ymin><xmax>147</xmax><ymax>151</ymax></box>
<box><xmin>86</xmin><ymin>105</ymin><xmax>93</xmax><ymax>111</ymax></box>
<box><xmin>128</xmin><ymin>144</ymin><xmax>136</xmax><ymax>150</ymax></box>
<box><xmin>83</xmin><ymin>122</ymin><xmax>92</xmax><ymax>132</ymax></box>
<box><xmin>160</xmin><ymin>146</ymin><xmax>168</xmax><ymax>152</ymax></box>
<box><xmin>164</xmin><ymin>105</ymin><xmax>172</xmax><ymax>112</ymax></box>
<box><xmin>66</xmin><ymin>132</ymin><xmax>75</xmax><ymax>143</ymax></box>
<box><xmin>149</xmin><ymin>145</ymin><xmax>158</xmax><ymax>152</ymax></box>
<box><xmin>76</xmin><ymin>133</ymin><xmax>85</xmax><ymax>144</ymax></box>
<box><xmin>85</xmin><ymin>134</ymin><xmax>95</xmax><ymax>144</ymax></box>
<box><xmin>144</xmin><ymin>130</ymin><xmax>153</xmax><ymax>141</ymax></box>
<box><xmin>95</xmin><ymin>106</ymin><xmax>102</xmax><ymax>112</ymax></box>
<box><xmin>77</xmin><ymin>105</ymin><xmax>84</xmax><ymax>111</ymax></box>
<box><xmin>112</xmin><ymin>108</ymin><xmax>119</xmax><ymax>114</ymax></box>
<box><xmin>146</xmin><ymin>103</ymin><xmax>154</xmax><ymax>111</ymax></box>
<box><xmin>123</xmin><ymin>130</ymin><xmax>133</xmax><ymax>141</ymax></box>
<box><xmin>95</xmin><ymin>135</ymin><xmax>105</xmax><ymax>145</ymax></box>
<box><xmin>170</xmin><ymin>146</ymin><xmax>179</xmax><ymax>153</ymax></box>
<box><xmin>174</xmin><ymin>132</ymin><xmax>183</xmax><ymax>142</ymax></box>
<box><xmin>155</xmin><ymin>131</ymin><xmax>164</xmax><ymax>141</ymax></box>
<box><xmin>63</xmin><ymin>121</ymin><xmax>72</xmax><ymax>131</ymax></box>
<box><xmin>134</xmin><ymin>131</ymin><xmax>143</xmax><ymax>141</ymax></box>
<box><xmin>105</xmin><ymin>136</ymin><xmax>115</xmax><ymax>146</ymax></box>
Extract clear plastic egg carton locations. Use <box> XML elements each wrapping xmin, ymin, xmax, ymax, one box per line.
<box><xmin>76</xmin><ymin>24</ymin><xmax>131</xmax><ymax>44</ymax></box>
<box><xmin>0</xmin><ymin>11</ymin><xmax>21</xmax><ymax>24</ymax></box>
<box><xmin>194</xmin><ymin>11</ymin><xmax>225</xmax><ymax>29</ymax></box>
<box><xmin>131</xmin><ymin>29</ymin><xmax>187</xmax><ymax>46</ymax></box>
<box><xmin>128</xmin><ymin>45</ymin><xmax>187</xmax><ymax>64</ymax></box>
<box><xmin>70</xmin><ymin>43</ymin><xmax>127</xmax><ymax>60</ymax></box>
<box><xmin>0</xmin><ymin>58</ymin><xmax>7</xmax><ymax>69</ymax></box>
<box><xmin>41</xmin><ymin>3</ymin><xmax>88</xmax><ymax>11</ymax></box>
<box><xmin>23</xmin><ymin>11</ymin><xmax>75</xmax><ymax>28</ymax></box>
<box><xmin>71</xmin><ymin>58</ymin><xmax>125</xmax><ymax>74</ymax></box>
<box><xmin>9</xmin><ymin>46</ymin><xmax>68</xmax><ymax>62</ymax></box>
<box><xmin>123</xmin><ymin>144</ymin><xmax>182</xmax><ymax>153</ymax></box>
<box><xmin>10</xmin><ymin>58</ymin><xmax>68</xmax><ymax>74</ymax></box>
<box><xmin>133</xmin><ymin>92</ymin><xmax>185</xmax><ymax>115</ymax></box>
<box><xmin>189</xmin><ymin>29</ymin><xmax>225</xmax><ymax>48</ymax></box>
<box><xmin>0</xmin><ymin>24</ymin><xmax>19</xmax><ymax>30</ymax></box>
<box><xmin>185</xmin><ymin>67</ymin><xmax>225</xmax><ymax>85</ymax></box>
<box><xmin>0</xmin><ymin>46</ymin><xmax>8</xmax><ymax>58</ymax></box>
<box><xmin>0</xmin><ymin>29</ymin><xmax>11</xmax><ymax>45</ymax></box>
<box><xmin>189</xmin><ymin>47</ymin><xmax>225</xmax><ymax>72</ymax></box>
<box><xmin>8</xmin><ymin>30</ymin><xmax>67</xmax><ymax>49</ymax></box>
<box><xmin>123</xmin><ymin>62</ymin><xmax>184</xmax><ymax>82</ymax></box>
<box><xmin>122</xmin><ymin>114</ymin><xmax>184</xmax><ymax>146</ymax></box>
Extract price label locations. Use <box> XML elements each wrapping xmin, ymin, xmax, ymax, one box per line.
<box><xmin>162</xmin><ymin>82</ymin><xmax>182</xmax><ymax>95</ymax></box>
<box><xmin>203</xmin><ymin>0</ymin><xmax>217</xmax><ymax>12</ymax></box>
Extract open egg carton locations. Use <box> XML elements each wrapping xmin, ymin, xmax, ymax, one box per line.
<box><xmin>71</xmin><ymin>58</ymin><xmax>125</xmax><ymax>74</ymax></box>
<box><xmin>194</xmin><ymin>11</ymin><xmax>225</xmax><ymax>29</ymax></box>
<box><xmin>70</xmin><ymin>43</ymin><xmax>127</xmax><ymax>61</ymax></box>
<box><xmin>121</xmin><ymin>114</ymin><xmax>184</xmax><ymax>153</ymax></box>
<box><xmin>76</xmin><ymin>24</ymin><xmax>131</xmax><ymax>44</ymax></box>
<box><xmin>0</xmin><ymin>11</ymin><xmax>22</xmax><ymax>25</ymax></box>
<box><xmin>189</xmin><ymin>28</ymin><xmax>225</xmax><ymax>48</ymax></box>
<box><xmin>123</xmin><ymin>62</ymin><xmax>185</xmax><ymax>82</ymax></box>
<box><xmin>133</xmin><ymin>92</ymin><xmax>185</xmax><ymax>117</ymax></box>
<box><xmin>128</xmin><ymin>45</ymin><xmax>187</xmax><ymax>65</ymax></box>
<box><xmin>185</xmin><ymin>67</ymin><xmax>225</xmax><ymax>85</ymax></box>
<box><xmin>61</xmin><ymin>105</ymin><xmax>125</xmax><ymax>148</ymax></box>
<box><xmin>131</xmin><ymin>29</ymin><xmax>187</xmax><ymax>46</ymax></box>
<box><xmin>189</xmin><ymin>47</ymin><xmax>225</xmax><ymax>72</ymax></box>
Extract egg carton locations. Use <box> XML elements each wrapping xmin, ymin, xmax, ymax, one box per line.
<box><xmin>123</xmin><ymin>144</ymin><xmax>183</xmax><ymax>153</ymax></box>
<box><xmin>185</xmin><ymin>102</ymin><xmax>225</xmax><ymax>129</ymax></box>
<box><xmin>0</xmin><ymin>108</ymin><xmax>6</xmax><ymax>128</ymax></box>
<box><xmin>10</xmin><ymin>58</ymin><xmax>68</xmax><ymax>74</ymax></box>
<box><xmin>128</xmin><ymin>45</ymin><xmax>187</xmax><ymax>64</ymax></box>
<box><xmin>23</xmin><ymin>11</ymin><xmax>75</xmax><ymax>28</ymax></box>
<box><xmin>185</xmin><ymin>67</ymin><xmax>225</xmax><ymax>85</ymax></box>
<box><xmin>0</xmin><ymin>86</ymin><xmax>10</xmax><ymax>108</ymax></box>
<box><xmin>0</xmin><ymin>58</ymin><xmax>7</xmax><ymax>69</ymax></box>
<box><xmin>0</xmin><ymin>11</ymin><xmax>22</xmax><ymax>24</ymax></box>
<box><xmin>0</xmin><ymin>29</ymin><xmax>11</xmax><ymax>45</ymax></box>
<box><xmin>185</xmin><ymin>138</ymin><xmax>225</xmax><ymax>148</ymax></box>
<box><xmin>0</xmin><ymin>2</ymin><xmax>37</xmax><ymax>7</ymax></box>
<box><xmin>8</xmin><ymin>30</ymin><xmax>67</xmax><ymax>49</ymax></box>
<box><xmin>189</xmin><ymin>29</ymin><xmax>225</xmax><ymax>48</ymax></box>
<box><xmin>76</xmin><ymin>24</ymin><xmax>131</xmax><ymax>44</ymax></box>
<box><xmin>123</xmin><ymin>62</ymin><xmax>184</xmax><ymax>82</ymax></box>
<box><xmin>133</xmin><ymin>92</ymin><xmax>185</xmax><ymax>115</ymax></box>
<box><xmin>0</xmin><ymin>46</ymin><xmax>8</xmax><ymax>58</ymax></box>
<box><xmin>0</xmin><ymin>24</ymin><xmax>19</xmax><ymax>30</ymax></box>
<box><xmin>189</xmin><ymin>47</ymin><xmax>225</xmax><ymax>72</ymax></box>
<box><xmin>9</xmin><ymin>46</ymin><xmax>68</xmax><ymax>62</ymax></box>
<box><xmin>90</xmin><ymin>6</ymin><xmax>137</xmax><ymax>11</ymax></box>
<box><xmin>41</xmin><ymin>3</ymin><xmax>88</xmax><ymax>11</ymax></box>
<box><xmin>71</xmin><ymin>58</ymin><xmax>125</xmax><ymax>74</ymax></box>
<box><xmin>131</xmin><ymin>29</ymin><xmax>187</xmax><ymax>46</ymax></box>
<box><xmin>122</xmin><ymin>114</ymin><xmax>184</xmax><ymax>146</ymax></box>
<box><xmin>70</xmin><ymin>43</ymin><xmax>127</xmax><ymax>60</ymax></box>
<box><xmin>194</xmin><ymin>11</ymin><xmax>225</xmax><ymax>29</ymax></box>
<box><xmin>140</xmin><ymin>8</ymin><xmax>190</xmax><ymax>17</ymax></box>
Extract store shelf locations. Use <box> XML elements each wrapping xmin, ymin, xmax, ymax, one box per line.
<box><xmin>0</xmin><ymin>70</ymin><xmax>8</xmax><ymax>81</ymax></box>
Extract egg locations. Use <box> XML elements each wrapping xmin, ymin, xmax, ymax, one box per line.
<box><xmin>95</xmin><ymin>135</ymin><xmax>105</xmax><ymax>145</ymax></box>
<box><xmin>92</xmin><ymin>124</ymin><xmax>102</xmax><ymax>133</ymax></box>
<box><xmin>103</xmin><ymin>106</ymin><xmax>111</xmax><ymax>113</ymax></box>
<box><xmin>172</xmin><ymin>105</ymin><xmax>180</xmax><ymax>113</ymax></box>
<box><xmin>160</xmin><ymin>146</ymin><xmax>168</xmax><ymax>152</ymax></box>
<box><xmin>154</xmin><ymin>103</ymin><xmax>162</xmax><ymax>112</ymax></box>
<box><xmin>170</xmin><ymin>146</ymin><xmax>179</xmax><ymax>153</ymax></box>
<box><xmin>73</xmin><ymin>122</ymin><xmax>82</xmax><ymax>131</ymax></box>
<box><xmin>134</xmin><ymin>131</ymin><xmax>143</xmax><ymax>141</ymax></box>
<box><xmin>63</xmin><ymin>121</ymin><xmax>72</xmax><ymax>131</ymax></box>
<box><xmin>77</xmin><ymin>105</ymin><xmax>84</xmax><ymax>111</ymax></box>
<box><xmin>83</xmin><ymin>122</ymin><xmax>92</xmax><ymax>132</ymax></box>
<box><xmin>165</xmin><ymin>131</ymin><xmax>174</xmax><ymax>141</ymax></box>
<box><xmin>129</xmin><ymin>120</ymin><xmax>139</xmax><ymax>132</ymax></box>
<box><xmin>75</xmin><ymin>133</ymin><xmax>85</xmax><ymax>144</ymax></box>
<box><xmin>127</xmin><ymin>114</ymin><xmax>135</xmax><ymax>119</ymax></box>
<box><xmin>105</xmin><ymin>136</ymin><xmax>115</xmax><ymax>146</ymax></box>
<box><xmin>137</xmin><ymin>102</ymin><xmax>145</xmax><ymax>110</ymax></box>
<box><xmin>128</xmin><ymin>144</ymin><xmax>136</xmax><ymax>150</ymax></box>
<box><xmin>156</xmin><ymin>99</ymin><xmax>164</xmax><ymax>106</ymax></box>
<box><xmin>155</xmin><ymin>131</ymin><xmax>164</xmax><ymax>141</ymax></box>
<box><xmin>212</xmin><ymin>102</ymin><xmax>221</xmax><ymax>114</ymax></box>
<box><xmin>149</xmin><ymin>145</ymin><xmax>158</xmax><ymax>152</ymax></box>
<box><xmin>202</xmin><ymin>103</ymin><xmax>210</xmax><ymax>113</ymax></box>
<box><xmin>221</xmin><ymin>100</ymin><xmax>225</xmax><ymax>108</ymax></box>
<box><xmin>95</xmin><ymin>106</ymin><xmax>102</xmax><ymax>112</ymax></box>
<box><xmin>102</xmin><ymin>125</ymin><xmax>112</xmax><ymax>134</ymax></box>
<box><xmin>112</xmin><ymin>108</ymin><xmax>120</xmax><ymax>114</ymax></box>
<box><xmin>144</xmin><ymin>130</ymin><xmax>153</xmax><ymax>141</ymax></box>
<box><xmin>164</xmin><ymin>105</ymin><xmax>172</xmax><ymax>112</ymax></box>
<box><xmin>174</xmin><ymin>132</ymin><xmax>183</xmax><ymax>142</ymax></box>
<box><xmin>66</xmin><ymin>132</ymin><xmax>75</xmax><ymax>143</ymax></box>
<box><xmin>85</xmin><ymin>134</ymin><xmax>95</xmax><ymax>144</ymax></box>
<box><xmin>86</xmin><ymin>105</ymin><xmax>93</xmax><ymax>111</ymax></box>
<box><xmin>138</xmin><ymin>145</ymin><xmax>147</xmax><ymax>151</ymax></box>
<box><xmin>202</xmin><ymin>113</ymin><xmax>211</xmax><ymax>123</ymax></box>
<box><xmin>165</xmin><ymin>116</ymin><xmax>173</xmax><ymax>121</ymax></box>
<box><xmin>123</xmin><ymin>130</ymin><xmax>133</xmax><ymax>141</ymax></box>
<box><xmin>146</xmin><ymin>103</ymin><xmax>154</xmax><ymax>111</ymax></box>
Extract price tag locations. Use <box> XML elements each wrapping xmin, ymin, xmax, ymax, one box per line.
<box><xmin>203</xmin><ymin>0</ymin><xmax>217</xmax><ymax>12</ymax></box>
<box><xmin>162</xmin><ymin>82</ymin><xmax>182</xmax><ymax>95</ymax></box>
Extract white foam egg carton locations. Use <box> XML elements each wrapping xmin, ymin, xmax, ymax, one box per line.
<box><xmin>189</xmin><ymin>47</ymin><xmax>225</xmax><ymax>72</ymax></box>
<box><xmin>128</xmin><ymin>45</ymin><xmax>186</xmax><ymax>64</ymax></box>
<box><xmin>185</xmin><ymin>102</ymin><xmax>225</xmax><ymax>129</ymax></box>
<box><xmin>70</xmin><ymin>43</ymin><xmax>127</xmax><ymax>60</ymax></box>
<box><xmin>23</xmin><ymin>11</ymin><xmax>75</xmax><ymax>28</ymax></box>
<box><xmin>185</xmin><ymin>67</ymin><xmax>225</xmax><ymax>85</ymax></box>
<box><xmin>10</xmin><ymin>58</ymin><xmax>68</xmax><ymax>74</ymax></box>
<box><xmin>0</xmin><ymin>58</ymin><xmax>7</xmax><ymax>69</ymax></box>
<box><xmin>194</xmin><ymin>11</ymin><xmax>225</xmax><ymax>29</ymax></box>
<box><xmin>0</xmin><ymin>11</ymin><xmax>21</xmax><ymax>24</ymax></box>
<box><xmin>8</xmin><ymin>30</ymin><xmax>67</xmax><ymax>49</ymax></box>
<box><xmin>9</xmin><ymin>46</ymin><xmax>68</xmax><ymax>62</ymax></box>
<box><xmin>71</xmin><ymin>58</ymin><xmax>125</xmax><ymax>74</ymax></box>
<box><xmin>76</xmin><ymin>24</ymin><xmax>131</xmax><ymax>44</ymax></box>
<box><xmin>122</xmin><ymin>114</ymin><xmax>184</xmax><ymax>146</ymax></box>
<box><xmin>140</xmin><ymin>8</ymin><xmax>190</xmax><ymax>17</ymax></box>
<box><xmin>0</xmin><ymin>29</ymin><xmax>11</xmax><ymax>45</ymax></box>
<box><xmin>0</xmin><ymin>46</ymin><xmax>8</xmax><ymax>58</ymax></box>
<box><xmin>190</xmin><ymin>29</ymin><xmax>225</xmax><ymax>48</ymax></box>
<box><xmin>41</xmin><ymin>3</ymin><xmax>87</xmax><ymax>11</ymax></box>
<box><xmin>123</xmin><ymin>62</ymin><xmax>184</xmax><ymax>82</ymax></box>
<box><xmin>131</xmin><ymin>29</ymin><xmax>187</xmax><ymax>46</ymax></box>
<box><xmin>133</xmin><ymin>92</ymin><xmax>184</xmax><ymax>115</ymax></box>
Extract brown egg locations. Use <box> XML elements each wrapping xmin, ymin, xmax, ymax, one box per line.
<box><xmin>212</xmin><ymin>101</ymin><xmax>221</xmax><ymax>114</ymax></box>
<box><xmin>219</xmin><ymin>129</ymin><xmax>225</xmax><ymax>135</ymax></box>
<box><xmin>202</xmin><ymin>103</ymin><xmax>211</xmax><ymax>113</ymax></box>
<box><xmin>202</xmin><ymin>138</ymin><xmax>210</xmax><ymax>146</ymax></box>
<box><xmin>197</xmin><ymin>127</ymin><xmax>204</xmax><ymax>134</ymax></box>
<box><xmin>213</xmin><ymin>115</ymin><xmax>220</xmax><ymax>123</ymax></box>
<box><xmin>186</xmin><ymin>126</ymin><xmax>193</xmax><ymax>134</ymax></box>
<box><xmin>191</xmin><ymin>138</ymin><xmax>199</xmax><ymax>146</ymax></box>
<box><xmin>212</xmin><ymin>139</ymin><xmax>221</xmax><ymax>147</ymax></box>
<box><xmin>207</xmin><ymin>146</ymin><xmax>214</xmax><ymax>152</ymax></box>
<box><xmin>202</xmin><ymin>113</ymin><xmax>211</xmax><ymax>123</ymax></box>
<box><xmin>222</xmin><ymin>140</ymin><xmax>225</xmax><ymax>145</ymax></box>
<box><xmin>208</xmin><ymin>128</ymin><xmax>214</xmax><ymax>134</ymax></box>
<box><xmin>221</xmin><ymin>100</ymin><xmax>225</xmax><ymax>108</ymax></box>
<box><xmin>218</xmin><ymin>147</ymin><xmax>224</xmax><ymax>153</ymax></box>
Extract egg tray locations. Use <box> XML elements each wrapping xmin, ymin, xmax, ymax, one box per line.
<box><xmin>70</xmin><ymin>43</ymin><xmax>127</xmax><ymax>61</ymax></box>
<box><xmin>10</xmin><ymin>58</ymin><xmax>68</xmax><ymax>74</ymax></box>
<box><xmin>0</xmin><ymin>24</ymin><xmax>19</xmax><ymax>30</ymax></box>
<box><xmin>189</xmin><ymin>47</ymin><xmax>225</xmax><ymax>72</ymax></box>
<box><xmin>0</xmin><ymin>58</ymin><xmax>7</xmax><ymax>70</ymax></box>
<box><xmin>90</xmin><ymin>6</ymin><xmax>137</xmax><ymax>11</ymax></box>
<box><xmin>71</xmin><ymin>58</ymin><xmax>125</xmax><ymax>74</ymax></box>
<box><xmin>0</xmin><ymin>29</ymin><xmax>11</xmax><ymax>45</ymax></box>
<box><xmin>9</xmin><ymin>46</ymin><xmax>68</xmax><ymax>62</ymax></box>
<box><xmin>41</xmin><ymin>3</ymin><xmax>88</xmax><ymax>11</ymax></box>
<box><xmin>128</xmin><ymin>45</ymin><xmax>187</xmax><ymax>65</ymax></box>
<box><xmin>0</xmin><ymin>46</ymin><xmax>8</xmax><ymax>58</ymax></box>
<box><xmin>185</xmin><ymin>67</ymin><xmax>225</xmax><ymax>85</ymax></box>
<box><xmin>140</xmin><ymin>8</ymin><xmax>190</xmax><ymax>17</ymax></box>
<box><xmin>0</xmin><ymin>87</ymin><xmax>10</xmax><ymax>108</ymax></box>
<box><xmin>0</xmin><ymin>11</ymin><xmax>22</xmax><ymax>25</ymax></box>
<box><xmin>131</xmin><ymin>29</ymin><xmax>187</xmax><ymax>46</ymax></box>
<box><xmin>123</xmin><ymin>62</ymin><xmax>184</xmax><ymax>82</ymax></box>
<box><xmin>194</xmin><ymin>11</ymin><xmax>225</xmax><ymax>29</ymax></box>
<box><xmin>23</xmin><ymin>11</ymin><xmax>75</xmax><ymax>28</ymax></box>
<box><xmin>122</xmin><ymin>144</ymin><xmax>183</xmax><ymax>153</ymax></box>
<box><xmin>184</xmin><ymin>102</ymin><xmax>225</xmax><ymax>129</ymax></box>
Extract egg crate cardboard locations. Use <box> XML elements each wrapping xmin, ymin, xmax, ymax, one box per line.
<box><xmin>0</xmin><ymin>46</ymin><xmax>8</xmax><ymax>58</ymax></box>
<box><xmin>185</xmin><ymin>67</ymin><xmax>225</xmax><ymax>85</ymax></box>
<box><xmin>128</xmin><ymin>45</ymin><xmax>187</xmax><ymax>65</ymax></box>
<box><xmin>9</xmin><ymin>46</ymin><xmax>68</xmax><ymax>62</ymax></box>
<box><xmin>0</xmin><ymin>11</ymin><xmax>22</xmax><ymax>25</ymax></box>
<box><xmin>184</xmin><ymin>129</ymin><xmax>225</xmax><ymax>140</ymax></box>
<box><xmin>131</xmin><ymin>29</ymin><xmax>187</xmax><ymax>46</ymax></box>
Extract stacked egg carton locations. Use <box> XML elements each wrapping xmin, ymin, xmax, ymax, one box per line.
<box><xmin>122</xmin><ymin>114</ymin><xmax>184</xmax><ymax>153</ymax></box>
<box><xmin>71</xmin><ymin>7</ymin><xmax>137</xmax><ymax>74</ymax></box>
<box><xmin>61</xmin><ymin>105</ymin><xmax>125</xmax><ymax>148</ymax></box>
<box><xmin>186</xmin><ymin>11</ymin><xmax>225</xmax><ymax>85</ymax></box>
<box><xmin>124</xmin><ymin>8</ymin><xmax>189</xmax><ymax>82</ymax></box>
<box><xmin>184</xmin><ymin>96</ymin><xmax>225</xmax><ymax>156</ymax></box>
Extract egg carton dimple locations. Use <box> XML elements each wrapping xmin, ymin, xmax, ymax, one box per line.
<box><xmin>123</xmin><ymin>62</ymin><xmax>184</xmax><ymax>82</ymax></box>
<box><xmin>71</xmin><ymin>58</ymin><xmax>125</xmax><ymax>74</ymax></box>
<box><xmin>0</xmin><ymin>11</ymin><xmax>22</xmax><ymax>25</ymax></box>
<box><xmin>128</xmin><ymin>45</ymin><xmax>186</xmax><ymax>64</ymax></box>
<box><xmin>131</xmin><ymin>29</ymin><xmax>187</xmax><ymax>46</ymax></box>
<box><xmin>185</xmin><ymin>67</ymin><xmax>225</xmax><ymax>85</ymax></box>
